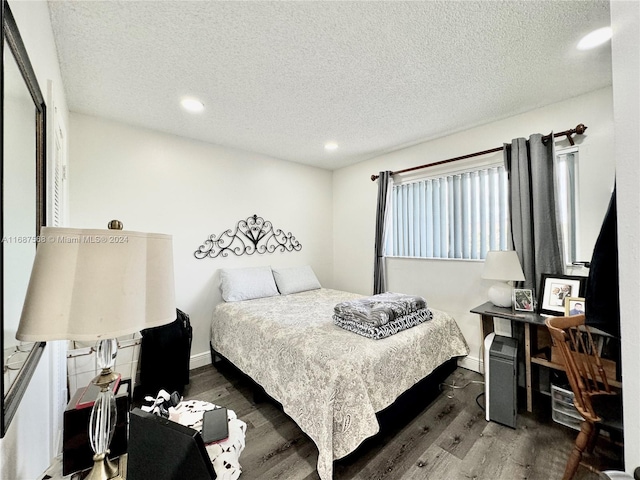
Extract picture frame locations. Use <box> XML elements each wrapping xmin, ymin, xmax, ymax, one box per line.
<box><xmin>565</xmin><ymin>297</ymin><xmax>586</xmax><ymax>317</ymax></box>
<box><xmin>513</xmin><ymin>288</ymin><xmax>535</xmax><ymax>312</ymax></box>
<box><xmin>538</xmin><ymin>274</ymin><xmax>587</xmax><ymax>316</ymax></box>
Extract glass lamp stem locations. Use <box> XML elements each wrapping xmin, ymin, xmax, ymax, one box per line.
<box><xmin>86</xmin><ymin>338</ymin><xmax>123</xmax><ymax>480</ymax></box>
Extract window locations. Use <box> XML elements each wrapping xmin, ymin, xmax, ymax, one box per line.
<box><xmin>387</xmin><ymin>148</ymin><xmax>579</xmax><ymax>263</ymax></box>
<box><xmin>388</xmin><ymin>165</ymin><xmax>509</xmax><ymax>260</ymax></box>
<box><xmin>555</xmin><ymin>147</ymin><xmax>580</xmax><ymax>265</ymax></box>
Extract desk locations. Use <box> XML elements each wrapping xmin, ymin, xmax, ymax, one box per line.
<box><xmin>471</xmin><ymin>302</ymin><xmax>548</xmax><ymax>413</ymax></box>
<box><xmin>471</xmin><ymin>302</ymin><xmax>621</xmax><ymax>413</ymax></box>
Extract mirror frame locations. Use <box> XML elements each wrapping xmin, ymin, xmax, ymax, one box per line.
<box><xmin>1</xmin><ymin>0</ymin><xmax>47</xmax><ymax>437</ymax></box>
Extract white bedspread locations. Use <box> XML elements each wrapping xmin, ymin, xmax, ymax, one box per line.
<box><xmin>210</xmin><ymin>288</ymin><xmax>469</xmax><ymax>480</ymax></box>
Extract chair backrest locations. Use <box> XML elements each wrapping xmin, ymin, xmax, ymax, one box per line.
<box><xmin>545</xmin><ymin>314</ymin><xmax>612</xmax><ymax>423</ymax></box>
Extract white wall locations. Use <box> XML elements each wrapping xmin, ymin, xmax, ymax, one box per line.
<box><xmin>1</xmin><ymin>0</ymin><xmax>69</xmax><ymax>478</ymax></box>
<box><xmin>3</xmin><ymin>0</ymin><xmax>636</xmax><ymax>476</ymax></box>
<box><xmin>68</xmin><ymin>114</ymin><xmax>334</xmax><ymax>366</ymax></box>
<box><xmin>332</xmin><ymin>87</ymin><xmax>616</xmax><ymax>371</ymax></box>
<box><xmin>611</xmin><ymin>0</ymin><xmax>640</xmax><ymax>472</ymax></box>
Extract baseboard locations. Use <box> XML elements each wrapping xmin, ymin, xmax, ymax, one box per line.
<box><xmin>189</xmin><ymin>351</ymin><xmax>211</xmax><ymax>370</ymax></box>
<box><xmin>458</xmin><ymin>354</ymin><xmax>483</xmax><ymax>374</ymax></box>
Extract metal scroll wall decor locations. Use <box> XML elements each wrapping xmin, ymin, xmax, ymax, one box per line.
<box><xmin>194</xmin><ymin>214</ymin><xmax>302</xmax><ymax>259</ymax></box>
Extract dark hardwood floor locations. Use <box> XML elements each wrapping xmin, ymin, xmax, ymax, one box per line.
<box><xmin>182</xmin><ymin>361</ymin><xmax>623</xmax><ymax>480</ymax></box>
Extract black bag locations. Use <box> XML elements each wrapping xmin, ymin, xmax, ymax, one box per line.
<box><xmin>138</xmin><ymin>309</ymin><xmax>193</xmax><ymax>397</ymax></box>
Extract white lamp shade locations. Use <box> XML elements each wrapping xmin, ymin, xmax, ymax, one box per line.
<box><xmin>16</xmin><ymin>226</ymin><xmax>176</xmax><ymax>342</ymax></box>
<box><xmin>482</xmin><ymin>250</ymin><xmax>525</xmax><ymax>281</ymax></box>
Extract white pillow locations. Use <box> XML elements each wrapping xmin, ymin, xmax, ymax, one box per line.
<box><xmin>272</xmin><ymin>265</ymin><xmax>321</xmax><ymax>295</ymax></box>
<box><xmin>219</xmin><ymin>266</ymin><xmax>279</xmax><ymax>302</ymax></box>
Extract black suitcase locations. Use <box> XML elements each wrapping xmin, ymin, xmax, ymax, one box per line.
<box><xmin>138</xmin><ymin>309</ymin><xmax>192</xmax><ymax>397</ymax></box>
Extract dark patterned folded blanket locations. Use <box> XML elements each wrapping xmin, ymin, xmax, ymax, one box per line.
<box><xmin>333</xmin><ymin>308</ymin><xmax>433</xmax><ymax>339</ymax></box>
<box><xmin>333</xmin><ymin>292</ymin><xmax>427</xmax><ymax>327</ymax></box>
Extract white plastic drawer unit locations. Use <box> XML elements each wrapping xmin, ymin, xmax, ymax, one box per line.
<box><xmin>551</xmin><ymin>384</ymin><xmax>583</xmax><ymax>431</ymax></box>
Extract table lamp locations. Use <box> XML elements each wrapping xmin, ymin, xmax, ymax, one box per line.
<box><xmin>16</xmin><ymin>221</ymin><xmax>176</xmax><ymax>480</ymax></box>
<box><xmin>482</xmin><ymin>250</ymin><xmax>525</xmax><ymax>307</ymax></box>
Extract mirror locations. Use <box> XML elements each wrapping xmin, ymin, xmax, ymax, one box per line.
<box><xmin>1</xmin><ymin>0</ymin><xmax>47</xmax><ymax>437</ymax></box>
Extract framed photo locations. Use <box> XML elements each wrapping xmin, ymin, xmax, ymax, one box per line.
<box><xmin>513</xmin><ymin>288</ymin><xmax>534</xmax><ymax>312</ymax></box>
<box><xmin>538</xmin><ymin>274</ymin><xmax>587</xmax><ymax>316</ymax></box>
<box><xmin>565</xmin><ymin>297</ymin><xmax>586</xmax><ymax>317</ymax></box>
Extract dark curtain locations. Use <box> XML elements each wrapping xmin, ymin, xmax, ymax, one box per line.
<box><xmin>585</xmin><ymin>187</ymin><xmax>619</xmax><ymax>338</ymax></box>
<box><xmin>373</xmin><ymin>171</ymin><xmax>392</xmax><ymax>294</ymax></box>
<box><xmin>504</xmin><ymin>134</ymin><xmax>564</xmax><ymax>292</ymax></box>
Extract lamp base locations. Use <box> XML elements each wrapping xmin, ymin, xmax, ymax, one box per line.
<box><xmin>84</xmin><ymin>452</ymin><xmax>123</xmax><ymax>480</ymax></box>
<box><xmin>87</xmin><ymin>339</ymin><xmax>122</xmax><ymax>480</ymax></box>
<box><xmin>488</xmin><ymin>282</ymin><xmax>513</xmax><ymax>307</ymax></box>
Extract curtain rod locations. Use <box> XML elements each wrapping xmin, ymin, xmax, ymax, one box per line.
<box><xmin>370</xmin><ymin>123</ymin><xmax>587</xmax><ymax>181</ymax></box>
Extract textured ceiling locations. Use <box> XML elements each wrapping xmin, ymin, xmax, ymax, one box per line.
<box><xmin>47</xmin><ymin>0</ymin><xmax>612</xmax><ymax>170</ymax></box>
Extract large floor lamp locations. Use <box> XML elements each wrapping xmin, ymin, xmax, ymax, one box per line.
<box><xmin>16</xmin><ymin>222</ymin><xmax>176</xmax><ymax>480</ymax></box>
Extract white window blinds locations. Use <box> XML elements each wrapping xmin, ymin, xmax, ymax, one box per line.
<box><xmin>389</xmin><ymin>165</ymin><xmax>509</xmax><ymax>260</ymax></box>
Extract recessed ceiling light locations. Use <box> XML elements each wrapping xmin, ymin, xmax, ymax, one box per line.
<box><xmin>577</xmin><ymin>27</ymin><xmax>612</xmax><ymax>50</ymax></box>
<box><xmin>324</xmin><ymin>142</ymin><xmax>338</xmax><ymax>151</ymax></box>
<box><xmin>180</xmin><ymin>97</ymin><xmax>204</xmax><ymax>113</ymax></box>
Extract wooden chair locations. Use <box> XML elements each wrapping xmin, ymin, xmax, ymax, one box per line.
<box><xmin>545</xmin><ymin>314</ymin><xmax>623</xmax><ymax>480</ymax></box>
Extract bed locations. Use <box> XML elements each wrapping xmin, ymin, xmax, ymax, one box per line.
<box><xmin>210</xmin><ymin>287</ymin><xmax>469</xmax><ymax>480</ymax></box>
